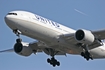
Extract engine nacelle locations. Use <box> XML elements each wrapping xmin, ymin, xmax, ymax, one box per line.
<box><xmin>14</xmin><ymin>42</ymin><xmax>33</xmax><ymax>56</ymax></box>
<box><xmin>75</xmin><ymin>29</ymin><xmax>95</xmax><ymax>44</ymax></box>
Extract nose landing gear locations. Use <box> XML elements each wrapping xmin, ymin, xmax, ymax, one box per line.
<box><xmin>13</xmin><ymin>29</ymin><xmax>22</xmax><ymax>43</ymax></box>
<box><xmin>13</xmin><ymin>29</ymin><xmax>21</xmax><ymax>37</ymax></box>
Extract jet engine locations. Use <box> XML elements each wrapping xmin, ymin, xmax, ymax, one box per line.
<box><xmin>14</xmin><ymin>42</ymin><xmax>33</xmax><ymax>56</ymax></box>
<box><xmin>75</xmin><ymin>29</ymin><xmax>95</xmax><ymax>44</ymax></box>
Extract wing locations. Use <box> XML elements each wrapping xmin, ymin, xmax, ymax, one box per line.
<box><xmin>0</xmin><ymin>48</ymin><xmax>14</xmax><ymax>53</ymax></box>
<box><xmin>62</xmin><ymin>29</ymin><xmax>105</xmax><ymax>49</ymax></box>
<box><xmin>92</xmin><ymin>29</ymin><xmax>105</xmax><ymax>39</ymax></box>
<box><xmin>30</xmin><ymin>41</ymin><xmax>66</xmax><ymax>55</ymax></box>
<box><xmin>62</xmin><ymin>34</ymin><xmax>96</xmax><ymax>49</ymax></box>
<box><xmin>0</xmin><ymin>41</ymin><xmax>66</xmax><ymax>56</ymax></box>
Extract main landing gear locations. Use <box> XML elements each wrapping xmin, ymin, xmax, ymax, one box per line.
<box><xmin>80</xmin><ymin>44</ymin><xmax>93</xmax><ymax>61</ymax></box>
<box><xmin>81</xmin><ymin>51</ymin><xmax>93</xmax><ymax>61</ymax></box>
<box><xmin>45</xmin><ymin>48</ymin><xmax>60</xmax><ymax>67</ymax></box>
<box><xmin>47</xmin><ymin>57</ymin><xmax>60</xmax><ymax>67</ymax></box>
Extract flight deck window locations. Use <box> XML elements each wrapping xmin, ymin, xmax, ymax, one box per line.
<box><xmin>8</xmin><ymin>13</ymin><xmax>17</xmax><ymax>15</ymax></box>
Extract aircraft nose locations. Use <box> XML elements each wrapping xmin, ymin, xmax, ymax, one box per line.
<box><xmin>4</xmin><ymin>14</ymin><xmax>17</xmax><ymax>29</ymax></box>
<box><xmin>5</xmin><ymin>12</ymin><xmax>17</xmax><ymax>23</ymax></box>
<box><xmin>4</xmin><ymin>15</ymin><xmax>12</xmax><ymax>25</ymax></box>
<box><xmin>5</xmin><ymin>14</ymin><xmax>12</xmax><ymax>21</ymax></box>
<box><xmin>5</xmin><ymin>15</ymin><xmax>9</xmax><ymax>22</ymax></box>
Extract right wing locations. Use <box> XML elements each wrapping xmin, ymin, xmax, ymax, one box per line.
<box><xmin>0</xmin><ymin>48</ymin><xmax>14</xmax><ymax>53</ymax></box>
<box><xmin>0</xmin><ymin>41</ymin><xmax>66</xmax><ymax>56</ymax></box>
<box><xmin>29</xmin><ymin>41</ymin><xmax>66</xmax><ymax>55</ymax></box>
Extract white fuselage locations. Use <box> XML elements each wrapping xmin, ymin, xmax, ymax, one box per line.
<box><xmin>5</xmin><ymin>11</ymin><xmax>105</xmax><ymax>59</ymax></box>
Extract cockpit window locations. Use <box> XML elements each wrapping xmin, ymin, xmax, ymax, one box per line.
<box><xmin>8</xmin><ymin>13</ymin><xmax>17</xmax><ymax>15</ymax></box>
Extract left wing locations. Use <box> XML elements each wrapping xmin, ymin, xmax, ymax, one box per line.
<box><xmin>61</xmin><ymin>29</ymin><xmax>105</xmax><ymax>49</ymax></box>
<box><xmin>92</xmin><ymin>29</ymin><xmax>105</xmax><ymax>39</ymax></box>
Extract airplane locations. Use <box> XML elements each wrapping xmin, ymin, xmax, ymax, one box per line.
<box><xmin>1</xmin><ymin>10</ymin><xmax>105</xmax><ymax>67</ymax></box>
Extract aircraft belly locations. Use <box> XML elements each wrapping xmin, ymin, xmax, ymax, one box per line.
<box><xmin>6</xmin><ymin>17</ymin><xmax>83</xmax><ymax>54</ymax></box>
<box><xmin>90</xmin><ymin>46</ymin><xmax>105</xmax><ymax>59</ymax></box>
<box><xmin>11</xmin><ymin>18</ymin><xmax>62</xmax><ymax>44</ymax></box>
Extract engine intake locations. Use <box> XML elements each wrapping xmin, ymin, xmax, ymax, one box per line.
<box><xmin>75</xmin><ymin>30</ymin><xmax>84</xmax><ymax>41</ymax></box>
<box><xmin>14</xmin><ymin>42</ymin><xmax>33</xmax><ymax>56</ymax></box>
<box><xmin>75</xmin><ymin>29</ymin><xmax>95</xmax><ymax>44</ymax></box>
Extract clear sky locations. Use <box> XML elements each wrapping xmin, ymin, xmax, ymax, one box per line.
<box><xmin>0</xmin><ymin>0</ymin><xmax>105</xmax><ymax>70</ymax></box>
